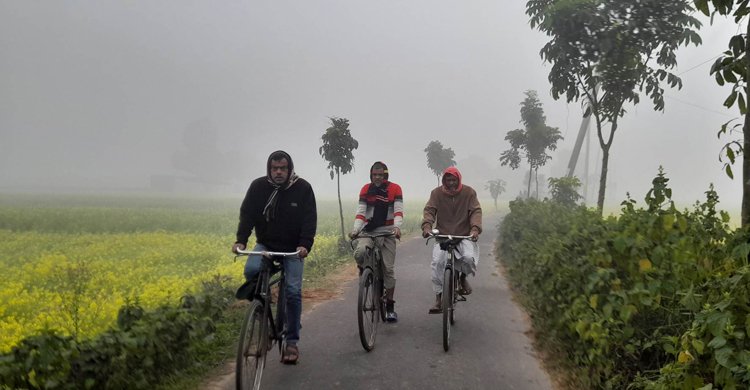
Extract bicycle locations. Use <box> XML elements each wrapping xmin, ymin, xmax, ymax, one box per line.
<box><xmin>350</xmin><ymin>232</ymin><xmax>394</xmax><ymax>352</ymax></box>
<box><xmin>234</xmin><ymin>249</ymin><xmax>300</xmax><ymax>390</ymax></box>
<box><xmin>426</xmin><ymin>230</ymin><xmax>475</xmax><ymax>352</ymax></box>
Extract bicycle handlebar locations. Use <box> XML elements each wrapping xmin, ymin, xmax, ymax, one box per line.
<box><xmin>425</xmin><ymin>232</ymin><xmax>476</xmax><ymax>245</ymax></box>
<box><xmin>351</xmin><ymin>232</ymin><xmax>395</xmax><ymax>239</ymax></box>
<box><xmin>235</xmin><ymin>249</ymin><xmax>301</xmax><ymax>257</ymax></box>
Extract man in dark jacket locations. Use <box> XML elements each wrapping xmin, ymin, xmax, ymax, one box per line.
<box><xmin>232</xmin><ymin>150</ymin><xmax>317</xmax><ymax>364</ymax></box>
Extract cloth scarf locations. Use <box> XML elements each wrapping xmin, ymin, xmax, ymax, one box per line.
<box><xmin>262</xmin><ymin>173</ymin><xmax>299</xmax><ymax>221</ymax></box>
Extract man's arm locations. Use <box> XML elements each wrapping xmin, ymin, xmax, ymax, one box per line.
<box><xmin>468</xmin><ymin>188</ymin><xmax>482</xmax><ymax>237</ymax></box>
<box><xmin>392</xmin><ymin>184</ymin><xmax>404</xmax><ymax>239</ymax></box>
<box><xmin>421</xmin><ymin>189</ymin><xmax>438</xmax><ymax>236</ymax></box>
<box><xmin>351</xmin><ymin>184</ymin><xmax>368</xmax><ymax>237</ymax></box>
<box><xmin>297</xmin><ymin>184</ymin><xmax>317</xmax><ymax>257</ymax></box>
<box><xmin>235</xmin><ymin>184</ymin><xmax>256</xmax><ymax>245</ymax></box>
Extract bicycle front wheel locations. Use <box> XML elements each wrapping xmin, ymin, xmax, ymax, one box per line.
<box><xmin>357</xmin><ymin>267</ymin><xmax>379</xmax><ymax>351</ymax></box>
<box><xmin>442</xmin><ymin>267</ymin><xmax>453</xmax><ymax>352</ymax></box>
<box><xmin>236</xmin><ymin>301</ymin><xmax>267</xmax><ymax>390</ymax></box>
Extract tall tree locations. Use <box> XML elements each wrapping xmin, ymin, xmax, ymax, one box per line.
<box><xmin>527</xmin><ymin>0</ymin><xmax>701</xmax><ymax>212</ymax></box>
<box><xmin>499</xmin><ymin>90</ymin><xmax>562</xmax><ymax>198</ymax></box>
<box><xmin>319</xmin><ymin>117</ymin><xmax>359</xmax><ymax>242</ymax></box>
<box><xmin>424</xmin><ymin>140</ymin><xmax>456</xmax><ymax>186</ymax></box>
<box><xmin>485</xmin><ymin>179</ymin><xmax>507</xmax><ymax>210</ymax></box>
<box><xmin>694</xmin><ymin>0</ymin><xmax>750</xmax><ymax>226</ymax></box>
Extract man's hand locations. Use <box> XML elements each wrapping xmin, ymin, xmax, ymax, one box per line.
<box><xmin>348</xmin><ymin>230</ymin><xmax>359</xmax><ymax>240</ymax></box>
<box><xmin>469</xmin><ymin>228</ymin><xmax>480</xmax><ymax>241</ymax></box>
<box><xmin>232</xmin><ymin>243</ymin><xmax>246</xmax><ymax>254</ymax></box>
<box><xmin>393</xmin><ymin>227</ymin><xmax>401</xmax><ymax>239</ymax></box>
<box><xmin>297</xmin><ymin>246</ymin><xmax>309</xmax><ymax>258</ymax></box>
<box><xmin>422</xmin><ymin>227</ymin><xmax>431</xmax><ymax>238</ymax></box>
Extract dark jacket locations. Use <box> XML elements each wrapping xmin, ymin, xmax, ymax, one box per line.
<box><xmin>235</xmin><ymin>176</ymin><xmax>317</xmax><ymax>252</ymax></box>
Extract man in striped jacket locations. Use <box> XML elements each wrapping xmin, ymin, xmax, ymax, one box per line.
<box><xmin>348</xmin><ymin>161</ymin><xmax>404</xmax><ymax>322</ymax></box>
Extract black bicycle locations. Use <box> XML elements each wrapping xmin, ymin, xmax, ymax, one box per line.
<box><xmin>350</xmin><ymin>232</ymin><xmax>394</xmax><ymax>352</ymax></box>
<box><xmin>234</xmin><ymin>249</ymin><xmax>299</xmax><ymax>390</ymax></box>
<box><xmin>426</xmin><ymin>230</ymin><xmax>475</xmax><ymax>352</ymax></box>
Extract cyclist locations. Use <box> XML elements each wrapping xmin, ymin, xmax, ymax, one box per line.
<box><xmin>232</xmin><ymin>150</ymin><xmax>317</xmax><ymax>364</ymax></box>
<box><xmin>348</xmin><ymin>161</ymin><xmax>404</xmax><ymax>322</ymax></box>
<box><xmin>421</xmin><ymin>166</ymin><xmax>482</xmax><ymax>314</ymax></box>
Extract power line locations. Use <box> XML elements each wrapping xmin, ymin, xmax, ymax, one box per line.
<box><xmin>664</xmin><ymin>94</ymin><xmax>737</xmax><ymax>118</ymax></box>
<box><xmin>677</xmin><ymin>53</ymin><xmax>723</xmax><ymax>75</ymax></box>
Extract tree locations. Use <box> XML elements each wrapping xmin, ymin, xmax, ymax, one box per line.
<box><xmin>527</xmin><ymin>0</ymin><xmax>701</xmax><ymax>212</ymax></box>
<box><xmin>499</xmin><ymin>90</ymin><xmax>562</xmax><ymax>198</ymax></box>
<box><xmin>548</xmin><ymin>176</ymin><xmax>583</xmax><ymax>207</ymax></box>
<box><xmin>424</xmin><ymin>140</ymin><xmax>456</xmax><ymax>186</ymax></box>
<box><xmin>319</xmin><ymin>117</ymin><xmax>359</xmax><ymax>242</ymax></box>
<box><xmin>485</xmin><ymin>179</ymin><xmax>507</xmax><ymax>210</ymax></box>
<box><xmin>694</xmin><ymin>0</ymin><xmax>750</xmax><ymax>226</ymax></box>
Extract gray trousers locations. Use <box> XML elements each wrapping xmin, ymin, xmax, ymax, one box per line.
<box><xmin>354</xmin><ymin>235</ymin><xmax>397</xmax><ymax>289</ymax></box>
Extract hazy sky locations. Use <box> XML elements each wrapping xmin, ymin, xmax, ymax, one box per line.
<box><xmin>0</xmin><ymin>1</ymin><xmax>744</xmax><ymax>211</ymax></box>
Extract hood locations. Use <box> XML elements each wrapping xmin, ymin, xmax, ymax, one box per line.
<box><xmin>441</xmin><ymin>166</ymin><xmax>463</xmax><ymax>194</ymax></box>
<box><xmin>370</xmin><ymin>161</ymin><xmax>389</xmax><ymax>182</ymax></box>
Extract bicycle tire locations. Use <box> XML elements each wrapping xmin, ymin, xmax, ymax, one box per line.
<box><xmin>450</xmin><ymin>272</ymin><xmax>457</xmax><ymax>325</ymax></box>
<box><xmin>376</xmin><ymin>273</ymin><xmax>387</xmax><ymax>323</ymax></box>
<box><xmin>442</xmin><ymin>267</ymin><xmax>453</xmax><ymax>352</ymax></box>
<box><xmin>275</xmin><ymin>279</ymin><xmax>286</xmax><ymax>355</ymax></box>
<box><xmin>357</xmin><ymin>267</ymin><xmax>379</xmax><ymax>351</ymax></box>
<box><xmin>236</xmin><ymin>301</ymin><xmax>266</xmax><ymax>390</ymax></box>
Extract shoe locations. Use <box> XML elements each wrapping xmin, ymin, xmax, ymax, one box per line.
<box><xmin>281</xmin><ymin>344</ymin><xmax>299</xmax><ymax>365</ymax></box>
<box><xmin>458</xmin><ymin>274</ymin><xmax>472</xmax><ymax>296</ymax></box>
<box><xmin>385</xmin><ymin>300</ymin><xmax>398</xmax><ymax>323</ymax></box>
<box><xmin>428</xmin><ymin>293</ymin><xmax>442</xmax><ymax>314</ymax></box>
<box><xmin>234</xmin><ymin>278</ymin><xmax>258</xmax><ymax>301</ymax></box>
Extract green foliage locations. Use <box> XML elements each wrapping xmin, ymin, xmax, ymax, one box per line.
<box><xmin>499</xmin><ymin>169</ymin><xmax>748</xmax><ymax>388</ymax></box>
<box><xmin>319</xmin><ymin>117</ymin><xmax>359</xmax><ymax>180</ymax></box>
<box><xmin>526</xmin><ymin>0</ymin><xmax>701</xmax><ymax>210</ymax></box>
<box><xmin>0</xmin><ymin>278</ymin><xmax>233</xmax><ymax>389</ymax></box>
<box><xmin>547</xmin><ymin>176</ymin><xmax>583</xmax><ymax>206</ymax></box>
<box><xmin>500</xmin><ymin>90</ymin><xmax>562</xmax><ymax>198</ymax></box>
<box><xmin>424</xmin><ymin>140</ymin><xmax>456</xmax><ymax>184</ymax></box>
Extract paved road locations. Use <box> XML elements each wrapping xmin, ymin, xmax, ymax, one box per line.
<box><xmin>215</xmin><ymin>215</ymin><xmax>553</xmax><ymax>390</ymax></box>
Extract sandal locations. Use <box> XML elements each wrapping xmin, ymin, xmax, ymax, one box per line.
<box><xmin>281</xmin><ymin>344</ymin><xmax>299</xmax><ymax>365</ymax></box>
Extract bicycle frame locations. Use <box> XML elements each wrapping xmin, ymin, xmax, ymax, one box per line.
<box><xmin>351</xmin><ymin>232</ymin><xmax>394</xmax><ymax>351</ymax></box>
<box><xmin>234</xmin><ymin>249</ymin><xmax>299</xmax><ymax>390</ymax></box>
<box><xmin>426</xmin><ymin>231</ymin><xmax>474</xmax><ymax>351</ymax></box>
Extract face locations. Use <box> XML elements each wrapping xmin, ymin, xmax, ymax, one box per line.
<box><xmin>443</xmin><ymin>175</ymin><xmax>459</xmax><ymax>191</ymax></box>
<box><xmin>270</xmin><ymin>158</ymin><xmax>289</xmax><ymax>184</ymax></box>
<box><xmin>371</xmin><ymin>167</ymin><xmax>385</xmax><ymax>187</ymax></box>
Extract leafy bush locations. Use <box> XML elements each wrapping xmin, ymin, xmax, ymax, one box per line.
<box><xmin>547</xmin><ymin>176</ymin><xmax>583</xmax><ymax>206</ymax></box>
<box><xmin>0</xmin><ymin>277</ymin><xmax>232</xmax><ymax>389</ymax></box>
<box><xmin>498</xmin><ymin>169</ymin><xmax>748</xmax><ymax>389</ymax></box>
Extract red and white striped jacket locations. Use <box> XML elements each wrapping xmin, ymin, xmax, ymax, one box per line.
<box><xmin>352</xmin><ymin>181</ymin><xmax>404</xmax><ymax>232</ymax></box>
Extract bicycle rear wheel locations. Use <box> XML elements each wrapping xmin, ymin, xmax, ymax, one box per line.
<box><xmin>357</xmin><ymin>267</ymin><xmax>379</xmax><ymax>351</ymax></box>
<box><xmin>236</xmin><ymin>301</ymin><xmax>267</xmax><ymax>390</ymax></box>
<box><xmin>442</xmin><ymin>267</ymin><xmax>453</xmax><ymax>352</ymax></box>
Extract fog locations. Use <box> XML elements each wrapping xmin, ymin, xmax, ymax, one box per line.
<box><xmin>0</xmin><ymin>1</ymin><xmax>743</xmax><ymax>211</ymax></box>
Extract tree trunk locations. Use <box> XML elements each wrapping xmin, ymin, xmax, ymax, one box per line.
<box><xmin>535</xmin><ymin>167</ymin><xmax>539</xmax><ymax>199</ymax></box>
<box><xmin>437</xmin><ymin>174</ymin><xmax>441</xmax><ymax>187</ymax></box>
<box><xmin>597</xmin><ymin>145</ymin><xmax>610</xmax><ymax>214</ymax></box>
<box><xmin>494</xmin><ymin>198</ymin><xmax>498</xmax><ymax>210</ymax></box>
<box><xmin>527</xmin><ymin>166</ymin><xmax>533</xmax><ymax>198</ymax></box>
<box><xmin>743</xmin><ymin>21</ymin><xmax>750</xmax><ymax>227</ymax></box>
<box><xmin>337</xmin><ymin>171</ymin><xmax>345</xmax><ymax>241</ymax></box>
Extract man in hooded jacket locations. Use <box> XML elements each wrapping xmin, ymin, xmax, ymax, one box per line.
<box><xmin>232</xmin><ymin>150</ymin><xmax>317</xmax><ymax>364</ymax></box>
<box><xmin>421</xmin><ymin>166</ymin><xmax>482</xmax><ymax>314</ymax></box>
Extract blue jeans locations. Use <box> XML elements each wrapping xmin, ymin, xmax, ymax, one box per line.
<box><xmin>243</xmin><ymin>243</ymin><xmax>304</xmax><ymax>345</ymax></box>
